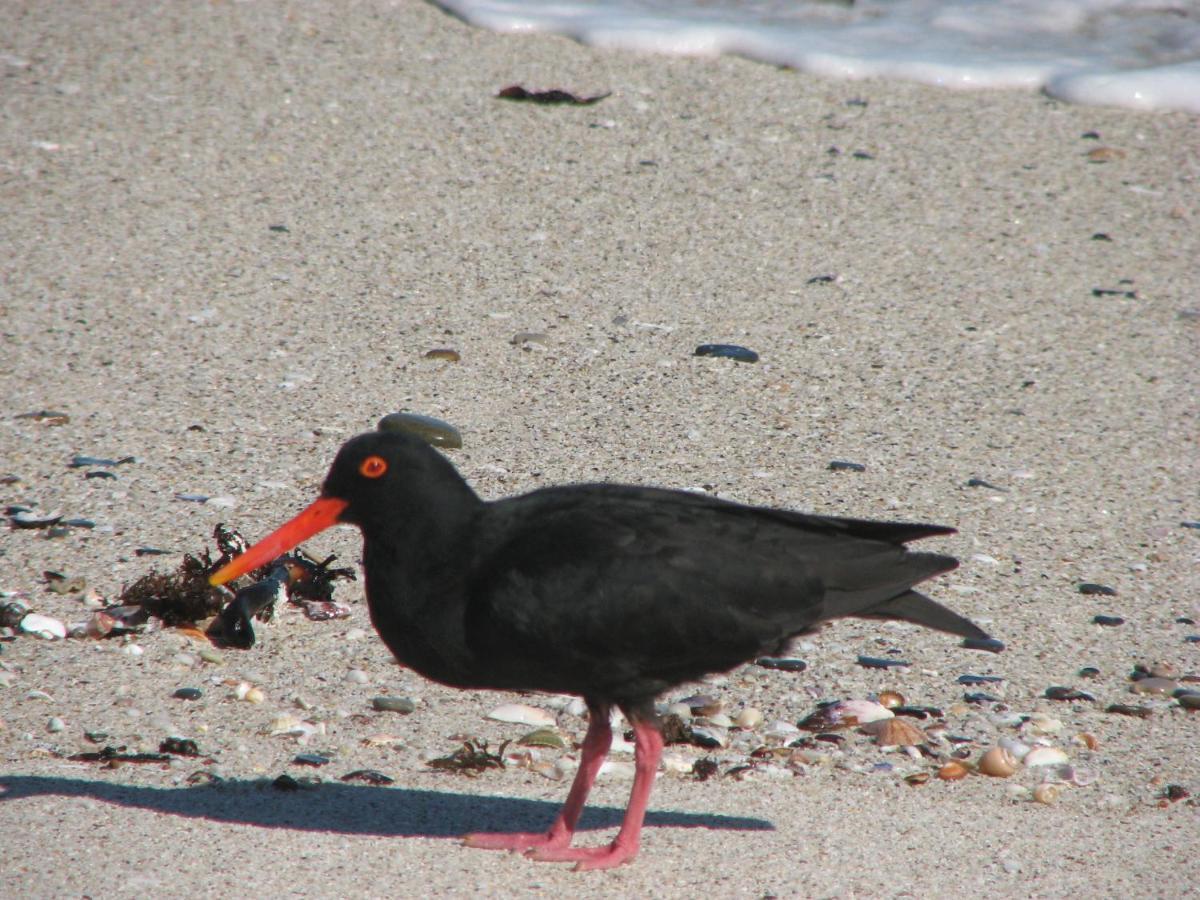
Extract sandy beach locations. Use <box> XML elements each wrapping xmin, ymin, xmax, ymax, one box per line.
<box><xmin>2</xmin><ymin>1</ymin><xmax>1198</xmax><ymax>896</ymax></box>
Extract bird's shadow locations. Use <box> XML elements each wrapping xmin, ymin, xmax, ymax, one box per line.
<box><xmin>0</xmin><ymin>774</ymin><xmax>773</xmax><ymax>838</ymax></box>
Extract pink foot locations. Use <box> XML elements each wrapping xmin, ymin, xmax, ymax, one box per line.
<box><xmin>526</xmin><ymin>841</ymin><xmax>638</xmax><ymax>871</ymax></box>
<box><xmin>462</xmin><ymin>831</ymin><xmax>566</xmax><ymax>853</ymax></box>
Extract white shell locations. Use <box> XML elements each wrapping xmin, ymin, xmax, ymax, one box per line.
<box><xmin>661</xmin><ymin>754</ymin><xmax>694</xmax><ymax>775</ymax></box>
<box><xmin>487</xmin><ymin>703</ymin><xmax>556</xmax><ymax>727</ymax></box>
<box><xmin>1021</xmin><ymin>713</ymin><xmax>1063</xmax><ymax>736</ymax></box>
<box><xmin>735</xmin><ymin>707</ymin><xmax>764</xmax><ymax>729</ymax></box>
<box><xmin>834</xmin><ymin>699</ymin><xmax>894</xmax><ymax>725</ymax></box>
<box><xmin>19</xmin><ymin>613</ymin><xmax>66</xmax><ymax>640</ymax></box>
<box><xmin>998</xmin><ymin>736</ymin><xmax>1032</xmax><ymax>761</ymax></box>
<box><xmin>1024</xmin><ymin>746</ymin><xmax>1069</xmax><ymax>767</ymax></box>
<box><xmin>597</xmin><ymin>760</ymin><xmax>636</xmax><ymax>780</ymax></box>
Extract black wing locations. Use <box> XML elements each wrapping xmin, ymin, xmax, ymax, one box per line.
<box><xmin>462</xmin><ymin>484</ymin><xmax>982</xmax><ymax>703</ymax></box>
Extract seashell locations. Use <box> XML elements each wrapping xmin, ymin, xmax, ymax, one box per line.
<box><xmin>998</xmin><ymin>736</ymin><xmax>1031</xmax><ymax>761</ymax></box>
<box><xmin>10</xmin><ymin>510</ymin><xmax>63</xmax><ymax>529</ymax></box>
<box><xmin>661</xmin><ymin>754</ymin><xmax>694</xmax><ymax>775</ymax></box>
<box><xmin>665</xmin><ymin>702</ymin><xmax>693</xmax><ymax>720</ymax></box>
<box><xmin>877</xmin><ymin>690</ymin><xmax>906</xmax><ymax>709</ymax></box>
<box><xmin>20</xmin><ymin>613</ymin><xmax>66</xmax><ymax>640</ymax></box>
<box><xmin>487</xmin><ymin>703</ymin><xmax>556</xmax><ymax>727</ymax></box>
<box><xmin>905</xmin><ymin>772</ymin><xmax>931</xmax><ymax>786</ymax></box>
<box><xmin>1074</xmin><ymin>732</ymin><xmax>1099</xmax><ymax>750</ymax></box>
<box><xmin>979</xmin><ymin>747</ymin><xmax>1019</xmax><ymax>777</ymax></box>
<box><xmin>597</xmin><ymin>760</ymin><xmax>636</xmax><ymax>780</ymax></box>
<box><xmin>862</xmin><ymin>717</ymin><xmax>925</xmax><ymax>747</ymax></box>
<box><xmin>735</xmin><ymin>707</ymin><xmax>763</xmax><ymax>729</ymax></box>
<box><xmin>1023</xmin><ymin>746</ymin><xmax>1069</xmax><ymax>767</ymax></box>
<box><xmin>518</xmin><ymin>728</ymin><xmax>566</xmax><ymax>749</ymax></box>
<box><xmin>689</xmin><ymin>725</ymin><xmax>729</xmax><ymax>749</ymax></box>
<box><xmin>423</xmin><ymin>348</ymin><xmax>460</xmax><ymax>362</ymax></box>
<box><xmin>1033</xmin><ymin>783</ymin><xmax>1063</xmax><ymax>805</ymax></box>
<box><xmin>938</xmin><ymin>761</ymin><xmax>970</xmax><ymax>781</ymax></box>
<box><xmin>1021</xmin><ymin>713</ymin><xmax>1063</xmax><ymax>736</ymax></box>
<box><xmin>763</xmin><ymin>720</ymin><xmax>801</xmax><ymax>742</ymax></box>
<box><xmin>678</xmin><ymin>694</ymin><xmax>722</xmax><ymax>716</ymax></box>
<box><xmin>801</xmin><ymin>699</ymin><xmax>892</xmax><ymax>731</ymax></box>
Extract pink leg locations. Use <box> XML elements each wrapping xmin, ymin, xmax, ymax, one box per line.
<box><xmin>526</xmin><ymin>710</ymin><xmax>664</xmax><ymax>871</ymax></box>
<box><xmin>463</xmin><ymin>700</ymin><xmax>613</xmax><ymax>853</ymax></box>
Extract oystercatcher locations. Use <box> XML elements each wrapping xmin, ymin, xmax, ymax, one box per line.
<box><xmin>210</xmin><ymin>430</ymin><xmax>990</xmax><ymax>870</ymax></box>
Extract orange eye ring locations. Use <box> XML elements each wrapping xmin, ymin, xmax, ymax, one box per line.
<box><xmin>359</xmin><ymin>455</ymin><xmax>387</xmax><ymax>479</ymax></box>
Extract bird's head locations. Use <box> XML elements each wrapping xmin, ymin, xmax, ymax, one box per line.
<box><xmin>209</xmin><ymin>430</ymin><xmax>464</xmax><ymax>588</ymax></box>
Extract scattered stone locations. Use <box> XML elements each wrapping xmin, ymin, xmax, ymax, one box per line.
<box><xmin>754</xmin><ymin>656</ymin><xmax>807</xmax><ymax>672</ymax></box>
<box><xmin>962</xmin><ymin>637</ymin><xmax>1005</xmax><ymax>653</ymax></box>
<box><xmin>1130</xmin><ymin>678</ymin><xmax>1177</xmax><ymax>696</ymax></box>
<box><xmin>828</xmin><ymin>460</ymin><xmax>866</xmax><ymax>472</ymax></box>
<box><xmin>341</xmin><ymin>769</ymin><xmax>394</xmax><ymax>785</ymax></box>
<box><xmin>1044</xmin><ymin>686</ymin><xmax>1095</xmax><ymax>702</ymax></box>
<box><xmin>1077</xmin><ymin>583</ymin><xmax>1117</xmax><ymax>596</ymax></box>
<box><xmin>693</xmin><ymin>343</ymin><xmax>759</xmax><ymax>363</ymax></box>
<box><xmin>377</xmin><ymin>412</ymin><xmax>462</xmax><ymax>449</ymax></box>
<box><xmin>857</xmin><ymin>655</ymin><xmax>909</xmax><ymax>670</ymax></box>
<box><xmin>1106</xmin><ymin>704</ymin><xmax>1153</xmax><ymax>719</ymax></box>
<box><xmin>487</xmin><ymin>703</ymin><xmax>555</xmax><ymax>727</ymax></box>
<box><xmin>160</xmin><ymin>737</ymin><xmax>200</xmax><ymax>756</ymax></box>
<box><xmin>1093</xmin><ymin>615</ymin><xmax>1124</xmax><ymax>626</ymax></box>
<box><xmin>294</xmin><ymin>753</ymin><xmax>331</xmax><ymax>767</ymax></box>
<box><xmin>957</xmin><ymin>674</ymin><xmax>1003</xmax><ymax>685</ymax></box>
<box><xmin>371</xmin><ymin>696</ymin><xmax>416</xmax><ymax>714</ymax></box>
<box><xmin>423</xmin><ymin>349</ymin><xmax>460</xmax><ymax>362</ymax></box>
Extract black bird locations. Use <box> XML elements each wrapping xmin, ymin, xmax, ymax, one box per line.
<box><xmin>210</xmin><ymin>430</ymin><xmax>990</xmax><ymax>870</ymax></box>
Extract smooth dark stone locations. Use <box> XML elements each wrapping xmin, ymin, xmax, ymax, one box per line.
<box><xmin>828</xmin><ymin>460</ymin><xmax>866</xmax><ymax>472</ymax></box>
<box><xmin>693</xmin><ymin>343</ymin><xmax>759</xmax><ymax>363</ymax></box>
<box><xmin>371</xmin><ymin>696</ymin><xmax>416</xmax><ymax>714</ymax></box>
<box><xmin>1045</xmin><ymin>685</ymin><xmax>1096</xmax><ymax>702</ymax></box>
<box><xmin>1077</xmin><ymin>582</ymin><xmax>1117</xmax><ymax>596</ymax></box>
<box><xmin>340</xmin><ymin>769</ymin><xmax>394</xmax><ymax>785</ymax></box>
<box><xmin>966</xmin><ymin>478</ymin><xmax>1007</xmax><ymax>491</ymax></box>
<box><xmin>962</xmin><ymin>637</ymin><xmax>1005</xmax><ymax>653</ymax></box>
<box><xmin>857</xmin><ymin>655</ymin><xmax>909</xmax><ymax>669</ymax></box>
<box><xmin>893</xmin><ymin>706</ymin><xmax>942</xmax><ymax>719</ymax></box>
<box><xmin>964</xmin><ymin>692</ymin><xmax>1000</xmax><ymax>704</ymax></box>
<box><xmin>294</xmin><ymin>753</ymin><xmax>332</xmax><ymax>767</ymax></box>
<box><xmin>754</xmin><ymin>656</ymin><xmax>807</xmax><ymax>672</ymax></box>
<box><xmin>1078</xmin><ymin>666</ymin><xmax>1102</xmax><ymax>678</ymax></box>
<box><xmin>85</xmin><ymin>471</ymin><xmax>117</xmax><ymax>480</ymax></box>
<box><xmin>1106</xmin><ymin>703</ymin><xmax>1153</xmax><ymax>719</ymax></box>
<box><xmin>957</xmin><ymin>674</ymin><xmax>1004</xmax><ymax>685</ymax></box>
<box><xmin>1177</xmin><ymin>617</ymin><xmax>1196</xmax><ymax>625</ymax></box>
<box><xmin>1093</xmin><ymin>615</ymin><xmax>1124</xmax><ymax>626</ymax></box>
<box><xmin>173</xmin><ymin>687</ymin><xmax>203</xmax><ymax>701</ymax></box>
<box><xmin>377</xmin><ymin>412</ymin><xmax>463</xmax><ymax>449</ymax></box>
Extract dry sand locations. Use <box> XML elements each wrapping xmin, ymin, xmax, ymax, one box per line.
<box><xmin>2</xmin><ymin>2</ymin><xmax>1198</xmax><ymax>897</ymax></box>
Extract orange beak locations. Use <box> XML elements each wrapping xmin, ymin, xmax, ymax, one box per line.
<box><xmin>208</xmin><ymin>497</ymin><xmax>349</xmax><ymax>587</ymax></box>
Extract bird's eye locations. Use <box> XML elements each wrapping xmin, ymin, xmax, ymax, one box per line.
<box><xmin>359</xmin><ymin>455</ymin><xmax>387</xmax><ymax>478</ymax></box>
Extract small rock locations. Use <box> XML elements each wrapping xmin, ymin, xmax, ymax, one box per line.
<box><xmin>173</xmin><ymin>687</ymin><xmax>203</xmax><ymax>701</ymax></box>
<box><xmin>1093</xmin><ymin>615</ymin><xmax>1124</xmax><ymax>626</ymax></box>
<box><xmin>693</xmin><ymin>343</ymin><xmax>758</xmax><ymax>363</ymax></box>
<box><xmin>1077</xmin><ymin>583</ymin><xmax>1117</xmax><ymax>596</ymax></box>
<box><xmin>1130</xmin><ymin>677</ymin><xmax>1177</xmax><ymax>696</ymax></box>
<box><xmin>47</xmin><ymin>716</ymin><xmax>65</xmax><ymax>733</ymax></box>
<box><xmin>487</xmin><ymin>703</ymin><xmax>556</xmax><ymax>727</ymax></box>
<box><xmin>345</xmin><ymin>669</ymin><xmax>369</xmax><ymax>685</ymax></box>
<box><xmin>371</xmin><ymin>696</ymin><xmax>416</xmax><ymax>714</ymax></box>
<box><xmin>377</xmin><ymin>412</ymin><xmax>463</xmax><ymax>449</ymax></box>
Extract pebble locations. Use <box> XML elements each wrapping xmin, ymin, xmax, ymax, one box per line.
<box><xmin>828</xmin><ymin>460</ymin><xmax>866</xmax><ymax>472</ymax></box>
<box><xmin>1044</xmin><ymin>686</ymin><xmax>1095</xmax><ymax>702</ymax></box>
<box><xmin>19</xmin><ymin>613</ymin><xmax>66</xmax><ymax>640</ymax></box>
<box><xmin>198</xmin><ymin>648</ymin><xmax>224</xmax><ymax>665</ymax></box>
<box><xmin>340</xmin><ymin>769</ymin><xmax>394</xmax><ymax>785</ymax></box>
<box><xmin>1178</xmin><ymin>693</ymin><xmax>1200</xmax><ymax>711</ymax></box>
<box><xmin>1093</xmin><ymin>615</ymin><xmax>1125</xmax><ymax>626</ymax></box>
<box><xmin>1077</xmin><ymin>582</ymin><xmax>1117</xmax><ymax>596</ymax></box>
<box><xmin>173</xmin><ymin>687</ymin><xmax>203</xmax><ymax>701</ymax></box>
<box><xmin>371</xmin><ymin>696</ymin><xmax>416</xmax><ymax>714</ymax></box>
<box><xmin>962</xmin><ymin>637</ymin><xmax>1005</xmax><ymax>653</ymax></box>
<box><xmin>1106</xmin><ymin>703</ymin><xmax>1153</xmax><ymax>718</ymax></box>
<box><xmin>754</xmin><ymin>656</ymin><xmax>807</xmax><ymax>672</ymax></box>
<box><xmin>423</xmin><ymin>349</ymin><xmax>461</xmax><ymax>362</ymax></box>
<box><xmin>10</xmin><ymin>510</ymin><xmax>63</xmax><ymax>529</ymax></box>
<box><xmin>1130</xmin><ymin>677</ymin><xmax>1177</xmax><ymax>696</ymax></box>
<box><xmin>487</xmin><ymin>703</ymin><xmax>556</xmax><ymax>727</ymax></box>
<box><xmin>293</xmin><ymin>753</ymin><xmax>331</xmax><ymax>767</ymax></box>
<box><xmin>693</xmin><ymin>343</ymin><xmax>758</xmax><ymax>363</ymax></box>
<box><xmin>957</xmin><ymin>674</ymin><xmax>1003</xmax><ymax>685</ymax></box>
<box><xmin>377</xmin><ymin>412</ymin><xmax>463</xmax><ymax>449</ymax></box>
<box><xmin>857</xmin><ymin>655</ymin><xmax>909</xmax><ymax>670</ymax></box>
<box><xmin>47</xmin><ymin>716</ymin><xmax>65</xmax><ymax>733</ymax></box>
<box><xmin>345</xmin><ymin>669</ymin><xmax>369</xmax><ymax>685</ymax></box>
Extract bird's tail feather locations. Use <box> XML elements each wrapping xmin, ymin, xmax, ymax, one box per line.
<box><xmin>858</xmin><ymin>589</ymin><xmax>989</xmax><ymax>640</ymax></box>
